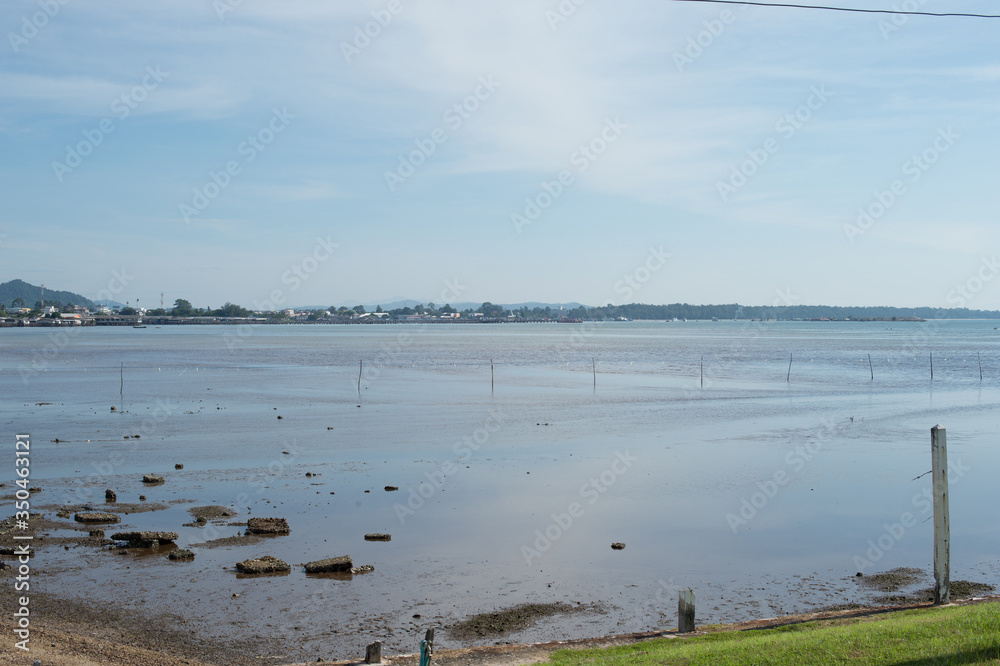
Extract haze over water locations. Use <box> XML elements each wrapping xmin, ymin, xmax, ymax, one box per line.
<box><xmin>4</xmin><ymin>320</ymin><xmax>999</xmax><ymax>655</ymax></box>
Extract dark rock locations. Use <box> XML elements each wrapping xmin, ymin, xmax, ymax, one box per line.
<box><xmin>168</xmin><ymin>549</ymin><xmax>194</xmax><ymax>560</ymax></box>
<box><xmin>351</xmin><ymin>564</ymin><xmax>375</xmax><ymax>575</ymax></box>
<box><xmin>89</xmin><ymin>529</ymin><xmax>105</xmax><ymax>538</ymax></box>
<box><xmin>236</xmin><ymin>555</ymin><xmax>290</xmax><ymax>574</ymax></box>
<box><xmin>175</xmin><ymin>463</ymin><xmax>184</xmax><ymax>470</ymax></box>
<box><xmin>304</xmin><ymin>555</ymin><xmax>352</xmax><ymax>573</ymax></box>
<box><xmin>74</xmin><ymin>512</ymin><xmax>121</xmax><ymax>524</ymax></box>
<box><xmin>105</xmin><ymin>489</ymin><xmax>117</xmax><ymax>503</ymax></box>
<box><xmin>142</xmin><ymin>474</ymin><xmax>164</xmax><ymax>484</ymax></box>
<box><xmin>384</xmin><ymin>486</ymin><xmax>399</xmax><ymax>492</ymax></box>
<box><xmin>364</xmin><ymin>533</ymin><xmax>391</xmax><ymax>541</ymax></box>
<box><xmin>139</xmin><ymin>495</ymin><xmax>147</xmax><ymax>501</ymax></box>
<box><xmin>246</xmin><ymin>517</ymin><xmax>289</xmax><ymax>535</ymax></box>
<box><xmin>611</xmin><ymin>542</ymin><xmax>626</xmax><ymax>550</ymax></box>
<box><xmin>111</xmin><ymin>531</ymin><xmax>178</xmax><ymax>543</ymax></box>
<box><xmin>189</xmin><ymin>505</ymin><xmax>236</xmax><ymax>520</ymax></box>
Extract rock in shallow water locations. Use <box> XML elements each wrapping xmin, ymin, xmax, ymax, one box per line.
<box><xmin>304</xmin><ymin>555</ymin><xmax>353</xmax><ymax>573</ymax></box>
<box><xmin>236</xmin><ymin>555</ymin><xmax>290</xmax><ymax>574</ymax></box>
<box><xmin>246</xmin><ymin>517</ymin><xmax>289</xmax><ymax>534</ymax></box>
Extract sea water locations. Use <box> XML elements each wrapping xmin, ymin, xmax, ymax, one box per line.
<box><xmin>2</xmin><ymin>320</ymin><xmax>998</xmax><ymax>655</ymax></box>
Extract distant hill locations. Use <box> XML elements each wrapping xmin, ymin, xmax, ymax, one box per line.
<box><xmin>0</xmin><ymin>279</ymin><xmax>95</xmax><ymax>309</ymax></box>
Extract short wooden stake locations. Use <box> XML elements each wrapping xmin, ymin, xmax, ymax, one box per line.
<box><xmin>678</xmin><ymin>588</ymin><xmax>696</xmax><ymax>633</ymax></box>
<box><xmin>365</xmin><ymin>640</ymin><xmax>383</xmax><ymax>664</ymax></box>
<box><xmin>420</xmin><ymin>628</ymin><xmax>435</xmax><ymax>666</ymax></box>
<box><xmin>786</xmin><ymin>353</ymin><xmax>792</xmax><ymax>383</ymax></box>
<box><xmin>593</xmin><ymin>357</ymin><xmax>596</xmax><ymax>389</ymax></box>
<box><xmin>930</xmin><ymin>352</ymin><xmax>934</xmax><ymax>380</ymax></box>
<box><xmin>491</xmin><ymin>359</ymin><xmax>494</xmax><ymax>393</ymax></box>
<box><xmin>868</xmin><ymin>353</ymin><xmax>873</xmax><ymax>381</ymax></box>
<box><xmin>358</xmin><ymin>359</ymin><xmax>363</xmax><ymax>395</ymax></box>
<box><xmin>931</xmin><ymin>425</ymin><xmax>950</xmax><ymax>605</ymax></box>
<box><xmin>700</xmin><ymin>355</ymin><xmax>704</xmax><ymax>388</ymax></box>
<box><xmin>978</xmin><ymin>352</ymin><xmax>983</xmax><ymax>380</ymax></box>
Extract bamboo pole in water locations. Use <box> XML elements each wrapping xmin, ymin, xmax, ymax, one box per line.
<box><xmin>930</xmin><ymin>352</ymin><xmax>934</xmax><ymax>380</ymax></box>
<box><xmin>787</xmin><ymin>353</ymin><xmax>792</xmax><ymax>383</ymax></box>
<box><xmin>700</xmin><ymin>355</ymin><xmax>704</xmax><ymax>388</ymax></box>
<box><xmin>869</xmin><ymin>353</ymin><xmax>874</xmax><ymax>381</ymax></box>
<box><xmin>592</xmin><ymin>358</ymin><xmax>596</xmax><ymax>389</ymax></box>
<box><xmin>358</xmin><ymin>359</ymin><xmax>362</xmax><ymax>394</ymax></box>
<box><xmin>120</xmin><ymin>362</ymin><xmax>123</xmax><ymax>410</ymax></box>
<box><xmin>491</xmin><ymin>359</ymin><xmax>494</xmax><ymax>393</ymax></box>
<box><xmin>979</xmin><ymin>352</ymin><xmax>983</xmax><ymax>380</ymax></box>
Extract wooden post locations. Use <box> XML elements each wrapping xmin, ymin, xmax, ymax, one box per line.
<box><xmin>593</xmin><ymin>358</ymin><xmax>596</xmax><ymax>389</ymax></box>
<box><xmin>700</xmin><ymin>355</ymin><xmax>704</xmax><ymax>388</ymax></box>
<box><xmin>365</xmin><ymin>640</ymin><xmax>382</xmax><ymax>664</ymax></box>
<box><xmin>358</xmin><ymin>359</ymin><xmax>363</xmax><ymax>395</ymax></box>
<box><xmin>120</xmin><ymin>361</ymin><xmax>124</xmax><ymax>411</ymax></box>
<box><xmin>930</xmin><ymin>352</ymin><xmax>933</xmax><ymax>380</ymax></box>
<box><xmin>786</xmin><ymin>353</ymin><xmax>792</xmax><ymax>383</ymax></box>
<box><xmin>420</xmin><ymin>628</ymin><xmax>435</xmax><ymax>666</ymax></box>
<box><xmin>978</xmin><ymin>352</ymin><xmax>983</xmax><ymax>380</ymax></box>
<box><xmin>931</xmin><ymin>425</ymin><xmax>950</xmax><ymax>605</ymax></box>
<box><xmin>678</xmin><ymin>588</ymin><xmax>696</xmax><ymax>633</ymax></box>
<box><xmin>868</xmin><ymin>353</ymin><xmax>873</xmax><ymax>381</ymax></box>
<box><xmin>491</xmin><ymin>359</ymin><xmax>494</xmax><ymax>393</ymax></box>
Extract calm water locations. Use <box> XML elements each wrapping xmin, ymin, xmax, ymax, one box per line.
<box><xmin>2</xmin><ymin>320</ymin><xmax>999</xmax><ymax>657</ymax></box>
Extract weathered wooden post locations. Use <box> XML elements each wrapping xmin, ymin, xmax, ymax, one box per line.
<box><xmin>420</xmin><ymin>628</ymin><xmax>435</xmax><ymax>666</ymax></box>
<box><xmin>365</xmin><ymin>640</ymin><xmax>383</xmax><ymax>664</ymax></box>
<box><xmin>678</xmin><ymin>588</ymin><xmax>696</xmax><ymax>633</ymax></box>
<box><xmin>786</xmin><ymin>353</ymin><xmax>792</xmax><ymax>382</ymax></box>
<box><xmin>932</xmin><ymin>424</ymin><xmax>950</xmax><ymax>605</ymax></box>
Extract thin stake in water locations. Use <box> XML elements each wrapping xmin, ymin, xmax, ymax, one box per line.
<box><xmin>120</xmin><ymin>361</ymin><xmax>123</xmax><ymax>411</ymax></box>
<box><xmin>869</xmin><ymin>353</ymin><xmax>874</xmax><ymax>381</ymax></box>
<box><xmin>700</xmin><ymin>355</ymin><xmax>704</xmax><ymax>388</ymax></box>
<box><xmin>358</xmin><ymin>359</ymin><xmax>362</xmax><ymax>395</ymax></box>
<box><xmin>930</xmin><ymin>352</ymin><xmax>934</xmax><ymax>380</ymax></box>
<box><xmin>979</xmin><ymin>352</ymin><xmax>983</xmax><ymax>380</ymax></box>
<box><xmin>593</xmin><ymin>358</ymin><xmax>596</xmax><ymax>389</ymax></box>
<box><xmin>491</xmin><ymin>359</ymin><xmax>494</xmax><ymax>393</ymax></box>
<box><xmin>787</xmin><ymin>353</ymin><xmax>792</xmax><ymax>383</ymax></box>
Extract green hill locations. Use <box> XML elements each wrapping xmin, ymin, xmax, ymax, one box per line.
<box><xmin>0</xmin><ymin>279</ymin><xmax>95</xmax><ymax>310</ymax></box>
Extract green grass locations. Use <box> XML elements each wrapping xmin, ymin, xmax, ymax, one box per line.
<box><xmin>547</xmin><ymin>602</ymin><xmax>1000</xmax><ymax>665</ymax></box>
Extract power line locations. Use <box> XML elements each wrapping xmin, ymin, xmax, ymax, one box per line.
<box><xmin>670</xmin><ymin>0</ymin><xmax>1000</xmax><ymax>18</ymax></box>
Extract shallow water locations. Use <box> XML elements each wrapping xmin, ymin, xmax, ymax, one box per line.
<box><xmin>2</xmin><ymin>320</ymin><xmax>999</xmax><ymax>658</ymax></box>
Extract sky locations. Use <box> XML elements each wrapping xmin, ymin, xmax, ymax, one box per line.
<box><xmin>2</xmin><ymin>0</ymin><xmax>1000</xmax><ymax>311</ymax></box>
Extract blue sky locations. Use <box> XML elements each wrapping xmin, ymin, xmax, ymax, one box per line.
<box><xmin>2</xmin><ymin>0</ymin><xmax>999</xmax><ymax>310</ymax></box>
